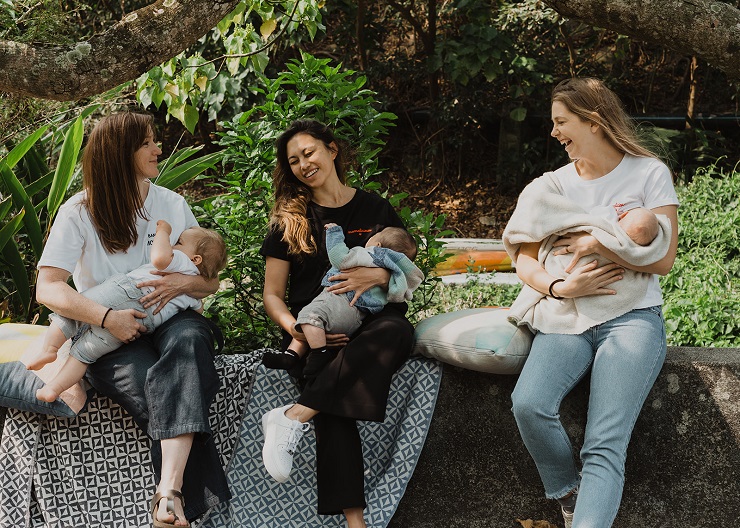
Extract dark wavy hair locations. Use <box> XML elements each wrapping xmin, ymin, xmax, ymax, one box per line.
<box><xmin>270</xmin><ymin>120</ymin><xmax>348</xmax><ymax>255</ymax></box>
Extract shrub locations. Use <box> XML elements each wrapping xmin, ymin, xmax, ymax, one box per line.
<box><xmin>204</xmin><ymin>52</ymin><xmax>451</xmax><ymax>352</ymax></box>
<box><xmin>661</xmin><ymin>162</ymin><xmax>739</xmax><ymax>347</ymax></box>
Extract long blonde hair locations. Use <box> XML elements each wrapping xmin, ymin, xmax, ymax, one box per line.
<box><xmin>81</xmin><ymin>112</ymin><xmax>154</xmax><ymax>253</ymax></box>
<box><xmin>552</xmin><ymin>78</ymin><xmax>658</xmax><ymax>159</ymax></box>
<box><xmin>270</xmin><ymin>120</ymin><xmax>347</xmax><ymax>256</ymax></box>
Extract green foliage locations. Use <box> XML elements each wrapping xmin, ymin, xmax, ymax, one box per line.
<box><xmin>135</xmin><ymin>0</ymin><xmax>326</xmax><ymax>131</ymax></box>
<box><xmin>661</xmin><ymin>162</ymin><xmax>740</xmax><ymax>347</ymax></box>
<box><xmin>641</xmin><ymin>125</ymin><xmax>734</xmax><ymax>184</ymax></box>
<box><xmin>0</xmin><ymin>110</ymin><xmax>90</xmax><ymax>322</ymax></box>
<box><xmin>205</xmin><ymin>53</ymin><xmax>451</xmax><ymax>351</ymax></box>
<box><xmin>409</xmin><ymin>276</ymin><xmax>522</xmax><ymax>324</ymax></box>
<box><xmin>0</xmin><ymin>112</ymin><xmax>222</xmax><ymax>324</ymax></box>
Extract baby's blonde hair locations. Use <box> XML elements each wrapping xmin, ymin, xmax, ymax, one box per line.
<box><xmin>189</xmin><ymin>227</ymin><xmax>228</xmax><ymax>279</ymax></box>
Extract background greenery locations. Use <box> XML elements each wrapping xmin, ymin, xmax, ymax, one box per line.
<box><xmin>1</xmin><ymin>0</ymin><xmax>738</xmax><ymax>348</ymax></box>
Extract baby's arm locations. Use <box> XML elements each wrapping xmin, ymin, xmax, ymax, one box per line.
<box><xmin>150</xmin><ymin>220</ymin><xmax>175</xmax><ymax>270</ymax></box>
<box><xmin>325</xmin><ymin>224</ymin><xmax>352</xmax><ymax>268</ymax></box>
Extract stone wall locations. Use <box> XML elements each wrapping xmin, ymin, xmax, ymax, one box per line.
<box><xmin>2</xmin><ymin>347</ymin><xmax>738</xmax><ymax>527</ymax></box>
<box><xmin>389</xmin><ymin>346</ymin><xmax>740</xmax><ymax>527</ymax></box>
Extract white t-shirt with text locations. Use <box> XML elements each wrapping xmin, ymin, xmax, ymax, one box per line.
<box><xmin>38</xmin><ymin>181</ymin><xmax>198</xmax><ymax>292</ymax></box>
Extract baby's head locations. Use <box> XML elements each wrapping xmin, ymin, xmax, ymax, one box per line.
<box><xmin>174</xmin><ymin>227</ymin><xmax>228</xmax><ymax>279</ymax></box>
<box><xmin>366</xmin><ymin>227</ymin><xmax>418</xmax><ymax>261</ymax></box>
<box><xmin>619</xmin><ymin>207</ymin><xmax>658</xmax><ymax>246</ymax></box>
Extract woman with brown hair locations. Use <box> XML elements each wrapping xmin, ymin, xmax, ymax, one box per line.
<box><xmin>505</xmin><ymin>78</ymin><xmax>679</xmax><ymax>528</ymax></box>
<box><xmin>36</xmin><ymin>111</ymin><xmax>228</xmax><ymax>527</ymax></box>
<box><xmin>259</xmin><ymin>119</ymin><xmax>416</xmax><ymax>528</ymax></box>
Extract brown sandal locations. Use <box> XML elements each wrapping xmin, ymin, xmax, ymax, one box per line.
<box><xmin>151</xmin><ymin>489</ymin><xmax>189</xmax><ymax>528</ymax></box>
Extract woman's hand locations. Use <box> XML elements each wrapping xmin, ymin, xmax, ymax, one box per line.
<box><xmin>325</xmin><ymin>332</ymin><xmax>350</xmax><ymax>348</ymax></box>
<box><xmin>327</xmin><ymin>266</ymin><xmax>390</xmax><ymax>306</ymax></box>
<box><xmin>138</xmin><ymin>271</ymin><xmax>190</xmax><ymax>314</ymax></box>
<box><xmin>557</xmin><ymin>259</ymin><xmax>624</xmax><ymax>298</ymax></box>
<box><xmin>104</xmin><ymin>308</ymin><xmax>148</xmax><ymax>343</ymax></box>
<box><xmin>552</xmin><ymin>232</ymin><xmax>602</xmax><ymax>273</ymax></box>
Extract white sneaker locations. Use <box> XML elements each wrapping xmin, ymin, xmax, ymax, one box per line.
<box><xmin>562</xmin><ymin>507</ymin><xmax>574</xmax><ymax>528</ymax></box>
<box><xmin>261</xmin><ymin>404</ymin><xmax>310</xmax><ymax>483</ymax></box>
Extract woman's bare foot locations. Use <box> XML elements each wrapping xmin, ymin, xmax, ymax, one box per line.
<box><xmin>26</xmin><ymin>345</ymin><xmax>60</xmax><ymax>371</ymax></box>
<box><xmin>155</xmin><ymin>490</ymin><xmax>189</xmax><ymax>527</ymax></box>
<box><xmin>36</xmin><ymin>384</ymin><xmax>61</xmax><ymax>402</ymax></box>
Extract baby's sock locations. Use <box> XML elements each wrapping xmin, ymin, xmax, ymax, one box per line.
<box><xmin>261</xmin><ymin>349</ymin><xmax>301</xmax><ymax>370</ymax></box>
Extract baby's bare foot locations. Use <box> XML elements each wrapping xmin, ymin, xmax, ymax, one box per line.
<box><xmin>26</xmin><ymin>346</ymin><xmax>59</xmax><ymax>371</ymax></box>
<box><xmin>36</xmin><ymin>385</ymin><xmax>60</xmax><ymax>402</ymax></box>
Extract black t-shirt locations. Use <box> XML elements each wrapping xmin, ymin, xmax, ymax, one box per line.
<box><xmin>260</xmin><ymin>188</ymin><xmax>405</xmax><ymax>312</ymax></box>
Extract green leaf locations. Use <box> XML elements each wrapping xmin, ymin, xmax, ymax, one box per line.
<box><xmin>1</xmin><ymin>124</ymin><xmax>49</xmax><ymax>169</ymax></box>
<box><xmin>183</xmin><ymin>104</ymin><xmax>200</xmax><ymax>134</ymax></box>
<box><xmin>2</xmin><ymin>239</ymin><xmax>31</xmax><ymax>318</ymax></box>
<box><xmin>155</xmin><ymin>151</ymin><xmax>223</xmax><ymax>190</ymax></box>
<box><xmin>47</xmin><ymin>115</ymin><xmax>84</xmax><ymax>219</ymax></box>
<box><xmin>24</xmin><ymin>171</ymin><xmax>55</xmax><ymax>198</ymax></box>
<box><xmin>0</xmin><ymin>209</ymin><xmax>25</xmax><ymax>251</ymax></box>
<box><xmin>510</xmin><ymin>107</ymin><xmax>528</xmax><ymax>122</ymax></box>
<box><xmin>0</xmin><ymin>161</ymin><xmax>44</xmax><ymax>259</ymax></box>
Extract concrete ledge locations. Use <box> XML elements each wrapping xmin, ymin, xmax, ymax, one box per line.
<box><xmin>389</xmin><ymin>347</ymin><xmax>740</xmax><ymax>527</ymax></box>
<box><xmin>2</xmin><ymin>347</ymin><xmax>738</xmax><ymax>526</ymax></box>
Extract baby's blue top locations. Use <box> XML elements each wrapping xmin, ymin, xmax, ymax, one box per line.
<box><xmin>320</xmin><ymin>225</ymin><xmax>424</xmax><ymax>313</ymax></box>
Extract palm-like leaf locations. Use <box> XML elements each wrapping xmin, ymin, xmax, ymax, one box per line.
<box><xmin>155</xmin><ymin>149</ymin><xmax>223</xmax><ymax>191</ymax></box>
<box><xmin>0</xmin><ymin>161</ymin><xmax>44</xmax><ymax>259</ymax></box>
<box><xmin>47</xmin><ymin>115</ymin><xmax>84</xmax><ymax>219</ymax></box>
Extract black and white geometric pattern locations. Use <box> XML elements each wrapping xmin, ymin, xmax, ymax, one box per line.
<box><xmin>0</xmin><ymin>353</ymin><xmax>259</xmax><ymax>528</ymax></box>
<box><xmin>0</xmin><ymin>408</ymin><xmax>40</xmax><ymax>528</ymax></box>
<box><xmin>199</xmin><ymin>356</ymin><xmax>443</xmax><ymax>528</ymax></box>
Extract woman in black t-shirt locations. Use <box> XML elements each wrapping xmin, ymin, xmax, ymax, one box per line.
<box><xmin>259</xmin><ymin>120</ymin><xmax>415</xmax><ymax>527</ymax></box>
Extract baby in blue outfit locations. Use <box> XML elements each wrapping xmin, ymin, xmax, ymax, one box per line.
<box><xmin>262</xmin><ymin>223</ymin><xmax>423</xmax><ymax>372</ymax></box>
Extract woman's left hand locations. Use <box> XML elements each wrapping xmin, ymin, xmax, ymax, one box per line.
<box><xmin>552</xmin><ymin>232</ymin><xmax>602</xmax><ymax>273</ymax></box>
<box><xmin>327</xmin><ymin>266</ymin><xmax>390</xmax><ymax>306</ymax></box>
<box><xmin>138</xmin><ymin>271</ymin><xmax>188</xmax><ymax>314</ymax></box>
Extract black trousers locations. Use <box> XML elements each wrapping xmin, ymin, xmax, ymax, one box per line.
<box><xmin>291</xmin><ymin>304</ymin><xmax>414</xmax><ymax>514</ymax></box>
<box><xmin>86</xmin><ymin>310</ymin><xmax>230</xmax><ymax>520</ymax></box>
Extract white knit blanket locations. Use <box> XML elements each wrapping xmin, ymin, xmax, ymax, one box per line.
<box><xmin>503</xmin><ymin>172</ymin><xmax>672</xmax><ymax>334</ymax></box>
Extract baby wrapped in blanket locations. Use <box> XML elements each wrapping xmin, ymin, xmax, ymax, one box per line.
<box><xmin>503</xmin><ymin>172</ymin><xmax>672</xmax><ymax>335</ymax></box>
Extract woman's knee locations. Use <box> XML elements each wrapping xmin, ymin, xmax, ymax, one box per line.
<box><xmin>511</xmin><ymin>385</ymin><xmax>553</xmax><ymax>425</ymax></box>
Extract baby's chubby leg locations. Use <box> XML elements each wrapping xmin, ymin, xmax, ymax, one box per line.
<box><xmin>36</xmin><ymin>356</ymin><xmax>88</xmax><ymax>402</ymax></box>
<box><xmin>26</xmin><ymin>323</ymin><xmax>68</xmax><ymax>371</ymax></box>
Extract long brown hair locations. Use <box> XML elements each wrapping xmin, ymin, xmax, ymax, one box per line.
<box><xmin>552</xmin><ymin>78</ymin><xmax>659</xmax><ymax>159</ymax></box>
<box><xmin>81</xmin><ymin>112</ymin><xmax>154</xmax><ymax>253</ymax></box>
<box><xmin>270</xmin><ymin>120</ymin><xmax>348</xmax><ymax>256</ymax></box>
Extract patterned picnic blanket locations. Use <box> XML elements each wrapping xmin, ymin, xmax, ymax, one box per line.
<box><xmin>0</xmin><ymin>353</ymin><xmax>442</xmax><ymax>528</ymax></box>
<box><xmin>0</xmin><ymin>353</ymin><xmax>257</xmax><ymax>528</ymax></box>
<box><xmin>198</xmin><ymin>357</ymin><xmax>443</xmax><ymax>528</ymax></box>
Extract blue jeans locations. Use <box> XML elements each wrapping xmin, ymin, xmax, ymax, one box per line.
<box><xmin>511</xmin><ymin>306</ymin><xmax>666</xmax><ymax>528</ymax></box>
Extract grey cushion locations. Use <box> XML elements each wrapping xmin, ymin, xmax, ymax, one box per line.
<box><xmin>0</xmin><ymin>323</ymin><xmax>87</xmax><ymax>417</ymax></box>
<box><xmin>413</xmin><ymin>308</ymin><xmax>533</xmax><ymax>374</ymax></box>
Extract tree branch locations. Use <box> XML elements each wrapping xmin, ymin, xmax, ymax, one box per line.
<box><xmin>0</xmin><ymin>0</ymin><xmax>242</xmax><ymax>101</ymax></box>
<box><xmin>543</xmin><ymin>0</ymin><xmax>740</xmax><ymax>80</ymax></box>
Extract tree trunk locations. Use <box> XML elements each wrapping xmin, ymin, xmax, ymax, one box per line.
<box><xmin>0</xmin><ymin>0</ymin><xmax>241</xmax><ymax>101</ymax></box>
<box><xmin>543</xmin><ymin>0</ymin><xmax>740</xmax><ymax>80</ymax></box>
